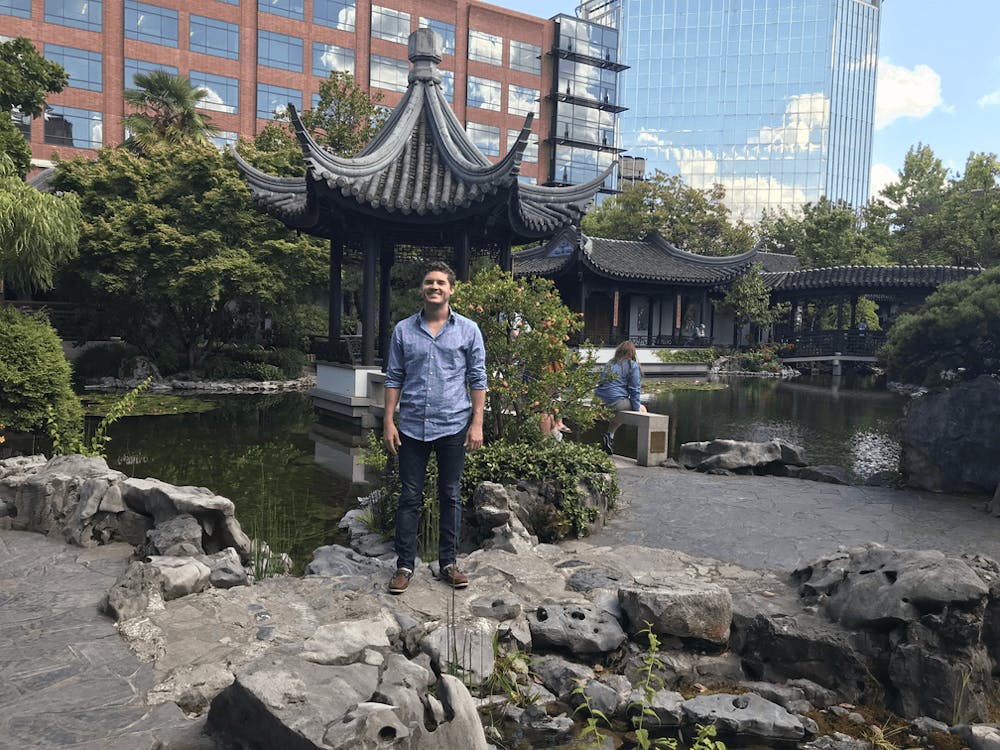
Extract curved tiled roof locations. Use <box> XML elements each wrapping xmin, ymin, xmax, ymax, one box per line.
<box><xmin>514</xmin><ymin>229</ymin><xmax>772</xmax><ymax>285</ymax></box>
<box><xmin>233</xmin><ymin>29</ymin><xmax>608</xmax><ymax>243</ymax></box>
<box><xmin>764</xmin><ymin>264</ymin><xmax>982</xmax><ymax>292</ymax></box>
<box><xmin>756</xmin><ymin>251</ymin><xmax>802</xmax><ymax>273</ymax></box>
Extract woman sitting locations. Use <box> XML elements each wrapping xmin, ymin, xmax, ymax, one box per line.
<box><xmin>594</xmin><ymin>340</ymin><xmax>645</xmax><ymax>455</ymax></box>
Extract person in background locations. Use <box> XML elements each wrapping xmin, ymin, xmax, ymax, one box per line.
<box><xmin>594</xmin><ymin>340</ymin><xmax>645</xmax><ymax>455</ymax></box>
<box><xmin>382</xmin><ymin>261</ymin><xmax>487</xmax><ymax>594</ymax></box>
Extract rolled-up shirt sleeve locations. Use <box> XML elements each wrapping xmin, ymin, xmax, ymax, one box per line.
<box><xmin>466</xmin><ymin>325</ymin><xmax>487</xmax><ymax>391</ymax></box>
<box><xmin>384</xmin><ymin>325</ymin><xmax>406</xmax><ymax>389</ymax></box>
<box><xmin>627</xmin><ymin>364</ymin><xmax>641</xmax><ymax>411</ymax></box>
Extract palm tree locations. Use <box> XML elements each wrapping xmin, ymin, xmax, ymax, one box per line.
<box><xmin>122</xmin><ymin>71</ymin><xmax>218</xmax><ymax>150</ymax></box>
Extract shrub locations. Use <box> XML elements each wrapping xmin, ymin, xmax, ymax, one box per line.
<box><xmin>655</xmin><ymin>347</ymin><xmax>717</xmax><ymax>364</ymax></box>
<box><xmin>197</xmin><ymin>345</ymin><xmax>305</xmax><ymax>380</ymax></box>
<box><xmin>881</xmin><ymin>267</ymin><xmax>1000</xmax><ymax>386</ymax></box>
<box><xmin>72</xmin><ymin>342</ymin><xmax>138</xmax><ymax>383</ymax></box>
<box><xmin>268</xmin><ymin>303</ymin><xmax>327</xmax><ymax>351</ymax></box>
<box><xmin>0</xmin><ymin>306</ymin><xmax>82</xmax><ymax>443</ymax></box>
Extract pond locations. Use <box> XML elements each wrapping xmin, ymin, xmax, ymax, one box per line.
<box><xmin>91</xmin><ymin>374</ymin><xmax>907</xmax><ymax>569</ymax></box>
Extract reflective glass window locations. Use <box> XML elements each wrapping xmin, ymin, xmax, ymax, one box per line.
<box><xmin>256</xmin><ymin>83</ymin><xmax>301</xmax><ymax>119</ymax></box>
<box><xmin>258</xmin><ymin>30</ymin><xmax>303</xmax><ymax>72</ymax></box>
<box><xmin>556</xmin><ymin>102</ymin><xmax>614</xmax><ymax>145</ymax></box>
<box><xmin>371</xmin><ymin>5</ymin><xmax>409</xmax><ymax>44</ymax></box>
<box><xmin>418</xmin><ymin>17</ymin><xmax>455</xmax><ymax>55</ymax></box>
<box><xmin>468</xmin><ymin>30</ymin><xmax>502</xmax><ymax>65</ymax></box>
<box><xmin>558</xmin><ymin>17</ymin><xmax>617</xmax><ymax>62</ymax></box>
<box><xmin>125</xmin><ymin>1</ymin><xmax>178</xmax><ymax>47</ymax></box>
<box><xmin>509</xmin><ymin>40</ymin><xmax>541</xmax><ymax>74</ymax></box>
<box><xmin>1</xmin><ymin>0</ymin><xmax>30</xmax><ymax>18</ymax></box>
<box><xmin>210</xmin><ymin>130</ymin><xmax>238</xmax><ymax>147</ymax></box>
<box><xmin>440</xmin><ymin>69</ymin><xmax>454</xmax><ymax>103</ymax></box>
<box><xmin>467</xmin><ymin>75</ymin><xmax>500</xmax><ymax>111</ymax></box>
<box><xmin>507</xmin><ymin>84</ymin><xmax>538</xmax><ymax>116</ymax></box>
<box><xmin>215</xmin><ymin>0</ymin><xmax>239</xmax><ymax>5</ymax></box>
<box><xmin>312</xmin><ymin>42</ymin><xmax>355</xmax><ymax>77</ymax></box>
<box><xmin>507</xmin><ymin>128</ymin><xmax>538</xmax><ymax>162</ymax></box>
<box><xmin>314</xmin><ymin>0</ymin><xmax>354</xmax><ymax>31</ymax></box>
<box><xmin>11</xmin><ymin>108</ymin><xmax>31</xmax><ymax>139</ymax></box>
<box><xmin>44</xmin><ymin>105</ymin><xmax>102</xmax><ymax>149</ymax></box>
<box><xmin>190</xmin><ymin>15</ymin><xmax>239</xmax><ymax>59</ymax></box>
<box><xmin>44</xmin><ymin>44</ymin><xmax>102</xmax><ymax>92</ymax></box>
<box><xmin>467</xmin><ymin>122</ymin><xmax>499</xmax><ymax>156</ymax></box>
<box><xmin>44</xmin><ymin>0</ymin><xmax>101</xmax><ymax>30</ymax></box>
<box><xmin>125</xmin><ymin>59</ymin><xmax>178</xmax><ymax>87</ymax></box>
<box><xmin>259</xmin><ymin>0</ymin><xmax>302</xmax><ymax>20</ymax></box>
<box><xmin>190</xmin><ymin>70</ymin><xmax>239</xmax><ymax>113</ymax></box>
<box><xmin>370</xmin><ymin>54</ymin><xmax>407</xmax><ymax>92</ymax></box>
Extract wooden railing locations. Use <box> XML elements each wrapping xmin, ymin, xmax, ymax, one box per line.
<box><xmin>776</xmin><ymin>330</ymin><xmax>886</xmax><ymax>358</ymax></box>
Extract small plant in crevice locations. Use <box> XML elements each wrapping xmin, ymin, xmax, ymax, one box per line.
<box><xmin>687</xmin><ymin>723</ymin><xmax>727</xmax><ymax>750</ymax></box>
<box><xmin>47</xmin><ymin>376</ymin><xmax>152</xmax><ymax>458</ymax></box>
<box><xmin>573</xmin><ymin>678</ymin><xmax>612</xmax><ymax>750</ymax></box>
<box><xmin>482</xmin><ymin>630</ymin><xmax>537</xmax><ymax>708</ymax></box>
<box><xmin>629</xmin><ymin>622</ymin><xmax>679</xmax><ymax>750</ymax></box>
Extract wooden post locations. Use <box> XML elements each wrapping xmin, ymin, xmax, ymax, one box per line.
<box><xmin>454</xmin><ymin>229</ymin><xmax>471</xmax><ymax>282</ymax></box>
<box><xmin>362</xmin><ymin>229</ymin><xmax>378</xmax><ymax>366</ymax></box>
<box><xmin>379</xmin><ymin>242</ymin><xmax>395</xmax><ymax>367</ymax></box>
<box><xmin>328</xmin><ymin>239</ymin><xmax>343</xmax><ymax>347</ymax></box>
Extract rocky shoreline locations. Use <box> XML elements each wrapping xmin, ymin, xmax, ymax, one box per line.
<box><xmin>4</xmin><ymin>453</ymin><xmax>1000</xmax><ymax>750</ymax></box>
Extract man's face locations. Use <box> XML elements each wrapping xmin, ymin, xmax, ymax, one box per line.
<box><xmin>421</xmin><ymin>271</ymin><xmax>454</xmax><ymax>307</ymax></box>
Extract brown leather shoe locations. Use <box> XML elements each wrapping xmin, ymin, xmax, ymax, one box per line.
<box><xmin>388</xmin><ymin>568</ymin><xmax>412</xmax><ymax>594</ymax></box>
<box><xmin>440</xmin><ymin>564</ymin><xmax>469</xmax><ymax>589</ymax></box>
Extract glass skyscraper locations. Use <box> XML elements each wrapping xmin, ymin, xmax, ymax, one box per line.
<box><xmin>583</xmin><ymin>0</ymin><xmax>881</xmax><ymax>221</ymax></box>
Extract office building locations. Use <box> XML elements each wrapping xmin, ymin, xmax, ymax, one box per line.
<box><xmin>583</xmin><ymin>0</ymin><xmax>882</xmax><ymax>220</ymax></box>
<box><xmin>4</xmin><ymin>0</ymin><xmax>622</xmax><ymax>189</ymax></box>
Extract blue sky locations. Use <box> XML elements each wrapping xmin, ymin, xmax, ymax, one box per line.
<box><xmin>497</xmin><ymin>0</ymin><xmax>1000</xmax><ymax>196</ymax></box>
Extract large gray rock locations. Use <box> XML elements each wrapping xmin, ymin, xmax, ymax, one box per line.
<box><xmin>900</xmin><ymin>375</ymin><xmax>1000</xmax><ymax>493</ymax></box>
<box><xmin>419</xmin><ymin>617</ymin><xmax>497</xmax><ymax>686</ymax></box>
<box><xmin>530</xmin><ymin>654</ymin><xmax>595</xmax><ymax>702</ymax></box>
<box><xmin>619</xmin><ymin>576</ymin><xmax>733</xmax><ymax>645</ymax></box>
<box><xmin>526</xmin><ymin>603</ymin><xmax>627</xmax><ymax>654</ymax></box>
<box><xmin>681</xmin><ymin>692</ymin><xmax>807</xmax><ymax>741</ymax></box>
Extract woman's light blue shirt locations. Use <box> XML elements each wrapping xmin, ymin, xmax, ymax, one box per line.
<box><xmin>594</xmin><ymin>360</ymin><xmax>641</xmax><ymax>411</ymax></box>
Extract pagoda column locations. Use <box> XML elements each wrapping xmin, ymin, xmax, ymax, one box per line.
<box><xmin>379</xmin><ymin>242</ymin><xmax>395</xmax><ymax>367</ymax></box>
<box><xmin>328</xmin><ymin>239</ymin><xmax>344</xmax><ymax>349</ymax></box>
<box><xmin>500</xmin><ymin>236</ymin><xmax>512</xmax><ymax>274</ymax></box>
<box><xmin>454</xmin><ymin>229</ymin><xmax>471</xmax><ymax>282</ymax></box>
<box><xmin>362</xmin><ymin>228</ymin><xmax>378</xmax><ymax>366</ymax></box>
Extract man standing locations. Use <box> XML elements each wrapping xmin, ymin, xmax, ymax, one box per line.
<box><xmin>382</xmin><ymin>261</ymin><xmax>487</xmax><ymax>594</ymax></box>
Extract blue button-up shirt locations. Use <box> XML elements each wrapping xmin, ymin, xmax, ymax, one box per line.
<box><xmin>384</xmin><ymin>308</ymin><xmax>487</xmax><ymax>441</ymax></box>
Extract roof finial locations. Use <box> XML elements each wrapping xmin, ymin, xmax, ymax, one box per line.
<box><xmin>409</xmin><ymin>29</ymin><xmax>443</xmax><ymax>84</ymax></box>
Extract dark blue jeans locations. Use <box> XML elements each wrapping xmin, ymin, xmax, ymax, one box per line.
<box><xmin>394</xmin><ymin>428</ymin><xmax>467</xmax><ymax>572</ymax></box>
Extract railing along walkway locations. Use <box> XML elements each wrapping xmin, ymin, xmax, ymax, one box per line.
<box><xmin>778</xmin><ymin>330</ymin><xmax>886</xmax><ymax>361</ymax></box>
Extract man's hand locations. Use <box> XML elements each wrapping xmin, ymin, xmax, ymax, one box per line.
<box><xmin>383</xmin><ymin>420</ymin><xmax>401</xmax><ymax>455</ymax></box>
<box><xmin>465</xmin><ymin>424</ymin><xmax>483</xmax><ymax>451</ymax></box>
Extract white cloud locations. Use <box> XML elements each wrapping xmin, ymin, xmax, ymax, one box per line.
<box><xmin>636</xmin><ymin>129</ymin><xmax>667</xmax><ymax>148</ymax></box>
<box><xmin>869</xmin><ymin>163</ymin><xmax>898</xmax><ymax>197</ymax></box>
<box><xmin>875</xmin><ymin>60</ymin><xmax>943</xmax><ymax>129</ymax></box>
<box><xmin>748</xmin><ymin>92</ymin><xmax>829</xmax><ymax>153</ymax></box>
<box><xmin>978</xmin><ymin>89</ymin><xmax>1000</xmax><ymax>108</ymax></box>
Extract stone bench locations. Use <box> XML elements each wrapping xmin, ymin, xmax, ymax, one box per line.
<box><xmin>616</xmin><ymin>410</ymin><xmax>670</xmax><ymax>466</ymax></box>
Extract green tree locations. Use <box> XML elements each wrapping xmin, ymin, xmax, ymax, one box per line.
<box><xmin>296</xmin><ymin>72</ymin><xmax>388</xmax><ymax>156</ymax></box>
<box><xmin>122</xmin><ymin>71</ymin><xmax>219</xmax><ymax>150</ymax></box>
<box><xmin>0</xmin><ymin>153</ymin><xmax>81</xmax><ymax>300</ymax></box>
<box><xmin>760</xmin><ymin>197</ymin><xmax>890</xmax><ymax>268</ymax></box>
<box><xmin>878</xmin><ymin>144</ymin><xmax>951</xmax><ymax>265</ymax></box>
<box><xmin>51</xmin><ymin>142</ymin><xmax>326</xmax><ymax>371</ymax></box>
<box><xmin>450</xmin><ymin>267</ymin><xmax>602</xmax><ymax>442</ymax></box>
<box><xmin>0</xmin><ymin>306</ymin><xmax>82</xmax><ymax>443</ymax></box>
<box><xmin>881</xmin><ymin>266</ymin><xmax>1000</xmax><ymax>386</ymax></box>
<box><xmin>714</xmin><ymin>263</ymin><xmax>778</xmax><ymax>346</ymax></box>
<box><xmin>0</xmin><ymin>36</ymin><xmax>68</xmax><ymax>176</ymax></box>
<box><xmin>582</xmin><ymin>172</ymin><xmax>756</xmax><ymax>256</ymax></box>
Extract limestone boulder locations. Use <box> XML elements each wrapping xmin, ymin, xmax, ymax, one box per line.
<box><xmin>682</xmin><ymin>692</ymin><xmax>808</xmax><ymax>741</ymax></box>
<box><xmin>619</xmin><ymin>576</ymin><xmax>733</xmax><ymax>645</ymax></box>
<box><xmin>527</xmin><ymin>603</ymin><xmax>627</xmax><ymax>654</ymax></box>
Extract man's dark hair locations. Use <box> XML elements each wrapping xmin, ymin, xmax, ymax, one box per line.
<box><xmin>422</xmin><ymin>261</ymin><xmax>456</xmax><ymax>287</ymax></box>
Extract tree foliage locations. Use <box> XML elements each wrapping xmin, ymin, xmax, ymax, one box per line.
<box><xmin>0</xmin><ymin>37</ymin><xmax>68</xmax><ymax>116</ymax></box>
<box><xmin>296</xmin><ymin>72</ymin><xmax>389</xmax><ymax>156</ymax></box>
<box><xmin>0</xmin><ymin>154</ymin><xmax>81</xmax><ymax>299</ymax></box>
<box><xmin>881</xmin><ymin>266</ymin><xmax>1000</xmax><ymax>386</ymax></box>
<box><xmin>0</xmin><ymin>306</ymin><xmax>82</xmax><ymax>442</ymax></box>
<box><xmin>450</xmin><ymin>267</ymin><xmax>603</xmax><ymax>442</ymax></box>
<box><xmin>714</xmin><ymin>263</ymin><xmax>778</xmax><ymax>345</ymax></box>
<box><xmin>51</xmin><ymin>142</ymin><xmax>327</xmax><ymax>371</ymax></box>
<box><xmin>122</xmin><ymin>71</ymin><xmax>219</xmax><ymax>151</ymax></box>
<box><xmin>581</xmin><ymin>172</ymin><xmax>756</xmax><ymax>256</ymax></box>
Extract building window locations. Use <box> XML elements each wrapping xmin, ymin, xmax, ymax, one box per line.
<box><xmin>507</xmin><ymin>84</ymin><xmax>538</xmax><ymax>116</ymax></box>
<box><xmin>1</xmin><ymin>0</ymin><xmax>31</xmax><ymax>19</ymax></box>
<box><xmin>11</xmin><ymin>108</ymin><xmax>31</xmax><ymax>139</ymax></box>
<box><xmin>190</xmin><ymin>70</ymin><xmax>238</xmax><ymax>113</ymax></box>
<box><xmin>468</xmin><ymin>30</ymin><xmax>502</xmax><ymax>66</ymax></box>
<box><xmin>210</xmin><ymin>130</ymin><xmax>238</xmax><ymax>148</ymax></box>
<box><xmin>44</xmin><ymin>105</ymin><xmax>102</xmax><ymax>149</ymax></box>
<box><xmin>44</xmin><ymin>44</ymin><xmax>102</xmax><ymax>92</ymax></box>
<box><xmin>258</xmin><ymin>0</ymin><xmax>301</xmax><ymax>20</ymax></box>
<box><xmin>314</xmin><ymin>0</ymin><xmax>354</xmax><ymax>31</ymax></box>
<box><xmin>258</xmin><ymin>30</ymin><xmax>303</xmax><ymax>72</ymax></box>
<box><xmin>124</xmin><ymin>1</ymin><xmax>179</xmax><ymax>47</ymax></box>
<box><xmin>466</xmin><ymin>122</ymin><xmax>499</xmax><ymax>156</ymax></box>
<box><xmin>371</xmin><ymin>5</ymin><xmax>409</xmax><ymax>44</ymax></box>
<box><xmin>312</xmin><ymin>42</ymin><xmax>355</xmax><ymax>77</ymax></box>
<box><xmin>509</xmin><ymin>40</ymin><xmax>541</xmax><ymax>74</ymax></box>
<box><xmin>125</xmin><ymin>59</ymin><xmax>178</xmax><ymax>87</ymax></box>
<box><xmin>257</xmin><ymin>83</ymin><xmax>301</xmax><ymax>119</ymax></box>
<box><xmin>44</xmin><ymin>0</ymin><xmax>101</xmax><ymax>31</ymax></box>
<box><xmin>440</xmin><ymin>69</ymin><xmax>454</xmax><ymax>103</ymax></box>
<box><xmin>190</xmin><ymin>15</ymin><xmax>240</xmax><ymax>60</ymax></box>
<box><xmin>215</xmin><ymin>0</ymin><xmax>238</xmax><ymax>5</ymax></box>
<box><xmin>370</xmin><ymin>54</ymin><xmax>407</xmax><ymax>93</ymax></box>
<box><xmin>467</xmin><ymin>75</ymin><xmax>500</xmax><ymax>111</ymax></box>
<box><xmin>418</xmin><ymin>17</ymin><xmax>455</xmax><ymax>55</ymax></box>
<box><xmin>558</xmin><ymin>17</ymin><xmax>617</xmax><ymax>63</ymax></box>
<box><xmin>508</xmin><ymin>128</ymin><xmax>538</xmax><ymax>162</ymax></box>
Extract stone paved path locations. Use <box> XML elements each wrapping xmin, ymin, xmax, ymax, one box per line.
<box><xmin>590</xmin><ymin>460</ymin><xmax>1000</xmax><ymax>572</ymax></box>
